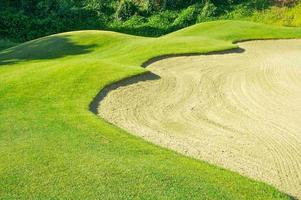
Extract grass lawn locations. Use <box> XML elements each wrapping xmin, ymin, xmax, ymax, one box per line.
<box><xmin>1</xmin><ymin>20</ymin><xmax>301</xmax><ymax>199</ymax></box>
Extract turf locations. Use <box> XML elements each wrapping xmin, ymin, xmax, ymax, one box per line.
<box><xmin>1</xmin><ymin>20</ymin><xmax>301</xmax><ymax>199</ymax></box>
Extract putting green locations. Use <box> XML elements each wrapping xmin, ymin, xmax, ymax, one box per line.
<box><xmin>99</xmin><ymin>40</ymin><xmax>301</xmax><ymax>198</ymax></box>
<box><xmin>1</xmin><ymin>20</ymin><xmax>301</xmax><ymax>199</ymax></box>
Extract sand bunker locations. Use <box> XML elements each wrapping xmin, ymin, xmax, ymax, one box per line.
<box><xmin>98</xmin><ymin>40</ymin><xmax>301</xmax><ymax>198</ymax></box>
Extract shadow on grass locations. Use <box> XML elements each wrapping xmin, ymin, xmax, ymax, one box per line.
<box><xmin>89</xmin><ymin>72</ymin><xmax>161</xmax><ymax>114</ymax></box>
<box><xmin>0</xmin><ymin>35</ymin><xmax>97</xmax><ymax>65</ymax></box>
<box><xmin>108</xmin><ymin>25</ymin><xmax>172</xmax><ymax>37</ymax></box>
<box><xmin>142</xmin><ymin>47</ymin><xmax>245</xmax><ymax>67</ymax></box>
<box><xmin>91</xmin><ymin>47</ymin><xmax>245</xmax><ymax>115</ymax></box>
<box><xmin>0</xmin><ymin>40</ymin><xmax>18</xmax><ymax>52</ymax></box>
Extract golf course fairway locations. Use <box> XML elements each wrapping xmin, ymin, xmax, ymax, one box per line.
<box><xmin>99</xmin><ymin>39</ymin><xmax>301</xmax><ymax>198</ymax></box>
<box><xmin>1</xmin><ymin>20</ymin><xmax>301</xmax><ymax>199</ymax></box>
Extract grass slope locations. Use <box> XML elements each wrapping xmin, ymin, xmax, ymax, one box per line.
<box><xmin>1</xmin><ymin>20</ymin><xmax>301</xmax><ymax>199</ymax></box>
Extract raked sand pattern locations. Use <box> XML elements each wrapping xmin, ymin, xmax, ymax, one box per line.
<box><xmin>98</xmin><ymin>40</ymin><xmax>301</xmax><ymax>198</ymax></box>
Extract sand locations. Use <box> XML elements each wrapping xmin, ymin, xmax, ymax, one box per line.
<box><xmin>98</xmin><ymin>40</ymin><xmax>301</xmax><ymax>198</ymax></box>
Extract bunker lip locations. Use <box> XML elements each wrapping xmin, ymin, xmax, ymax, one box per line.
<box><xmin>89</xmin><ymin>72</ymin><xmax>160</xmax><ymax>115</ymax></box>
<box><xmin>90</xmin><ymin>46</ymin><xmax>245</xmax><ymax>114</ymax></box>
<box><xmin>141</xmin><ymin>47</ymin><xmax>245</xmax><ymax>67</ymax></box>
<box><xmin>94</xmin><ymin>39</ymin><xmax>301</xmax><ymax>199</ymax></box>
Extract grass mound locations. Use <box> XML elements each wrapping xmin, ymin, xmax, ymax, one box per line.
<box><xmin>1</xmin><ymin>20</ymin><xmax>301</xmax><ymax>199</ymax></box>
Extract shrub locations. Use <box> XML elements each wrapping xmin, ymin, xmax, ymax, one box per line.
<box><xmin>0</xmin><ymin>11</ymin><xmax>30</xmax><ymax>41</ymax></box>
<box><xmin>138</xmin><ymin>0</ymin><xmax>157</xmax><ymax>15</ymax></box>
<box><xmin>115</xmin><ymin>0</ymin><xmax>138</xmax><ymax>20</ymax></box>
<box><xmin>272</xmin><ymin>0</ymin><xmax>298</xmax><ymax>7</ymax></box>
<box><xmin>0</xmin><ymin>39</ymin><xmax>17</xmax><ymax>51</ymax></box>
<box><xmin>172</xmin><ymin>5</ymin><xmax>199</xmax><ymax>28</ymax></box>
<box><xmin>197</xmin><ymin>0</ymin><xmax>217</xmax><ymax>22</ymax></box>
<box><xmin>148</xmin><ymin>10</ymin><xmax>178</xmax><ymax>28</ymax></box>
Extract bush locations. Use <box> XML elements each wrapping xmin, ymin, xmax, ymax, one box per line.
<box><xmin>197</xmin><ymin>1</ymin><xmax>217</xmax><ymax>22</ymax></box>
<box><xmin>164</xmin><ymin>0</ymin><xmax>201</xmax><ymax>10</ymax></box>
<box><xmin>250</xmin><ymin>3</ymin><xmax>301</xmax><ymax>26</ymax></box>
<box><xmin>1</xmin><ymin>0</ymin><xmax>300</xmax><ymax>42</ymax></box>
<box><xmin>138</xmin><ymin>0</ymin><xmax>157</xmax><ymax>15</ymax></box>
<box><xmin>0</xmin><ymin>11</ymin><xmax>31</xmax><ymax>41</ymax></box>
<box><xmin>272</xmin><ymin>0</ymin><xmax>298</xmax><ymax>7</ymax></box>
<box><xmin>148</xmin><ymin>10</ymin><xmax>178</xmax><ymax>28</ymax></box>
<box><xmin>0</xmin><ymin>39</ymin><xmax>18</xmax><ymax>51</ymax></box>
<box><xmin>115</xmin><ymin>0</ymin><xmax>138</xmax><ymax>20</ymax></box>
<box><xmin>172</xmin><ymin>5</ymin><xmax>199</xmax><ymax>28</ymax></box>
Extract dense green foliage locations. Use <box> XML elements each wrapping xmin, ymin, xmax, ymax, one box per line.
<box><xmin>1</xmin><ymin>20</ymin><xmax>301</xmax><ymax>199</ymax></box>
<box><xmin>0</xmin><ymin>39</ymin><xmax>17</xmax><ymax>51</ymax></box>
<box><xmin>250</xmin><ymin>2</ymin><xmax>301</xmax><ymax>26</ymax></box>
<box><xmin>1</xmin><ymin>0</ymin><xmax>300</xmax><ymax>42</ymax></box>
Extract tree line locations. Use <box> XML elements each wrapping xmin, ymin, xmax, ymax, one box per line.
<box><xmin>0</xmin><ymin>0</ymin><xmax>297</xmax><ymax>42</ymax></box>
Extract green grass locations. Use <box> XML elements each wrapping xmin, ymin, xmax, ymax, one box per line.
<box><xmin>1</xmin><ymin>20</ymin><xmax>301</xmax><ymax>199</ymax></box>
